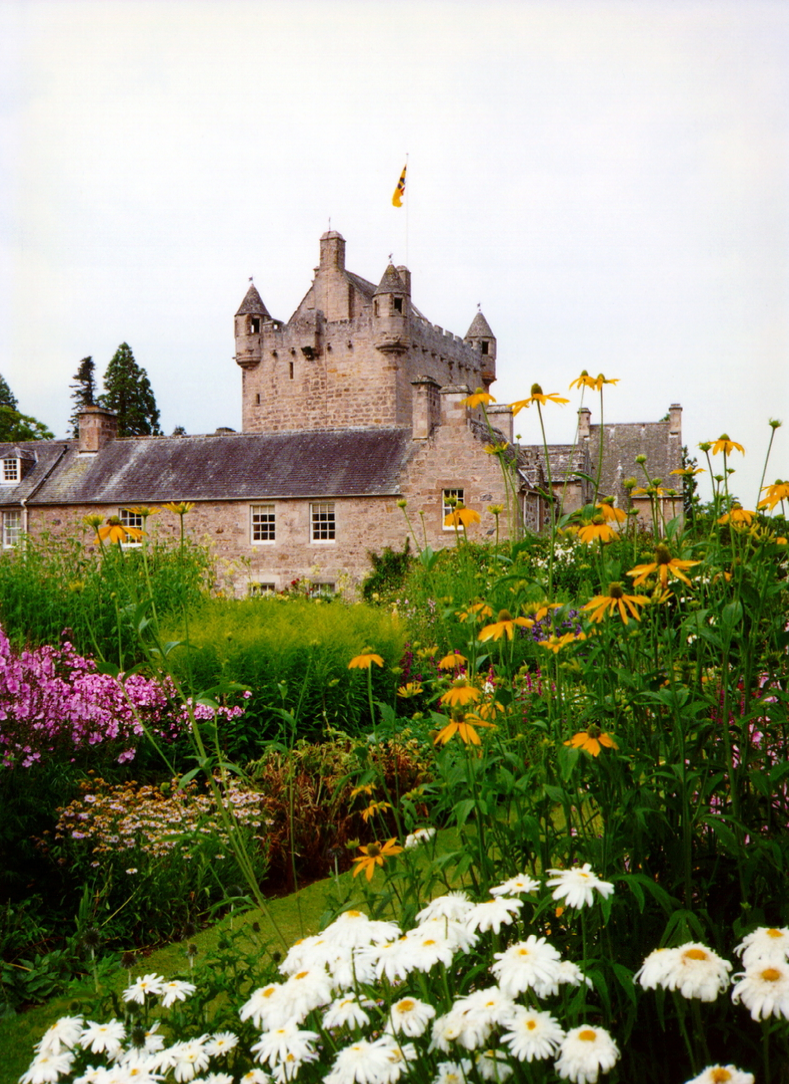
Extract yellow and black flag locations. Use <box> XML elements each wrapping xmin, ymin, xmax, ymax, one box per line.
<box><xmin>392</xmin><ymin>163</ymin><xmax>407</xmax><ymax>207</ymax></box>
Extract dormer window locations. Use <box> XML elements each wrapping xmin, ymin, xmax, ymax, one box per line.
<box><xmin>1</xmin><ymin>458</ymin><xmax>20</xmax><ymax>484</ymax></box>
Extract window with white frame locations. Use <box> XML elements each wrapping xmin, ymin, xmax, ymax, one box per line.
<box><xmin>251</xmin><ymin>503</ymin><xmax>276</xmax><ymax>543</ymax></box>
<box><xmin>310</xmin><ymin>502</ymin><xmax>336</xmax><ymax>542</ymax></box>
<box><xmin>248</xmin><ymin>582</ymin><xmax>276</xmax><ymax>597</ymax></box>
<box><xmin>119</xmin><ymin>507</ymin><xmax>143</xmax><ymax>545</ymax></box>
<box><xmin>2</xmin><ymin>510</ymin><xmax>21</xmax><ymax>549</ymax></box>
<box><xmin>442</xmin><ymin>488</ymin><xmax>465</xmax><ymax>529</ymax></box>
<box><xmin>311</xmin><ymin>582</ymin><xmax>336</xmax><ymax>598</ymax></box>
<box><xmin>1</xmin><ymin>458</ymin><xmax>19</xmax><ymax>485</ymax></box>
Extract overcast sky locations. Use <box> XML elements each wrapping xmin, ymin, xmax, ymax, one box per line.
<box><xmin>2</xmin><ymin>0</ymin><xmax>788</xmax><ymax>505</ymax></box>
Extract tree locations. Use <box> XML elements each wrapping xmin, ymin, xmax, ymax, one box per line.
<box><xmin>0</xmin><ymin>374</ymin><xmax>18</xmax><ymax>411</ymax></box>
<box><xmin>98</xmin><ymin>343</ymin><xmax>161</xmax><ymax>438</ymax></box>
<box><xmin>0</xmin><ymin>406</ymin><xmax>54</xmax><ymax>442</ymax></box>
<box><xmin>69</xmin><ymin>357</ymin><xmax>97</xmax><ymax>437</ymax></box>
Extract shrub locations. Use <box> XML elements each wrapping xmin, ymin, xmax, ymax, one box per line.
<box><xmin>161</xmin><ymin>597</ymin><xmax>407</xmax><ymax>749</ymax></box>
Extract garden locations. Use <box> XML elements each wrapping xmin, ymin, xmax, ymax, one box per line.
<box><xmin>1</xmin><ymin>386</ymin><xmax>788</xmax><ymax>1084</ymax></box>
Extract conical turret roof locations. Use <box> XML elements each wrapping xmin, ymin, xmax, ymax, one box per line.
<box><xmin>465</xmin><ymin>309</ymin><xmax>494</xmax><ymax>340</ymax></box>
<box><xmin>235</xmin><ymin>283</ymin><xmax>271</xmax><ymax>318</ymax></box>
<box><xmin>373</xmin><ymin>264</ymin><xmax>405</xmax><ymax>296</ymax></box>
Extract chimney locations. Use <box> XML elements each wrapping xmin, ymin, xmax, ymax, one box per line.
<box><xmin>669</xmin><ymin>403</ymin><xmax>682</xmax><ymax>437</ymax></box>
<box><xmin>411</xmin><ymin>376</ymin><xmax>440</xmax><ymax>439</ymax></box>
<box><xmin>439</xmin><ymin>384</ymin><xmax>471</xmax><ymax>428</ymax></box>
<box><xmin>487</xmin><ymin>404</ymin><xmax>513</xmax><ymax>444</ymax></box>
<box><xmin>578</xmin><ymin>406</ymin><xmax>591</xmax><ymax>440</ymax></box>
<box><xmin>319</xmin><ymin>230</ymin><xmax>346</xmax><ymax>270</ymax></box>
<box><xmin>78</xmin><ymin>405</ymin><xmax>118</xmax><ymax>453</ymax></box>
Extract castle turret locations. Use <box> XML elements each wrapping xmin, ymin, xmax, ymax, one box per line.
<box><xmin>373</xmin><ymin>263</ymin><xmax>409</xmax><ymax>354</ymax></box>
<box><xmin>464</xmin><ymin>309</ymin><xmax>496</xmax><ymax>387</ymax></box>
<box><xmin>234</xmin><ymin>283</ymin><xmax>270</xmax><ymax>370</ymax></box>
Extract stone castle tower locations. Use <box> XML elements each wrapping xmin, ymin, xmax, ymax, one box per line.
<box><xmin>234</xmin><ymin>231</ymin><xmax>496</xmax><ymax>433</ymax></box>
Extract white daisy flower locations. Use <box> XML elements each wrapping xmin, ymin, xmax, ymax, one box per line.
<box><xmin>19</xmin><ymin>1052</ymin><xmax>75</xmax><ymax>1084</ymax></box>
<box><xmin>78</xmin><ymin>1019</ymin><xmax>126</xmax><ymax>1058</ymax></box>
<box><xmin>475</xmin><ymin>1048</ymin><xmax>514</xmax><ymax>1081</ymax></box>
<box><xmin>666</xmin><ymin>943</ymin><xmax>733</xmax><ymax>1001</ymax></box>
<box><xmin>546</xmin><ymin>864</ymin><xmax>614</xmax><ymax>910</ymax></box>
<box><xmin>415</xmin><ymin>915</ymin><xmax>479</xmax><ymax>954</ymax></box>
<box><xmin>240</xmin><ymin>1071</ymin><xmax>271</xmax><ymax>1084</ymax></box>
<box><xmin>324</xmin><ymin>1035</ymin><xmax>407</xmax><ymax>1084</ymax></box>
<box><xmin>683</xmin><ymin>1067</ymin><xmax>755</xmax><ymax>1084</ymax></box>
<box><xmin>239</xmin><ymin>983</ymin><xmax>289</xmax><ymax>1030</ymax></box>
<box><xmin>279</xmin><ymin>966</ymin><xmax>334</xmax><ymax>1022</ymax></box>
<box><xmin>122</xmin><ymin>972</ymin><xmax>165</xmax><ymax>1004</ymax></box>
<box><xmin>734</xmin><ymin>926</ymin><xmax>789</xmax><ymax>968</ymax></box>
<box><xmin>465</xmin><ymin>896</ymin><xmax>523</xmax><ymax>934</ymax></box>
<box><xmin>360</xmin><ymin>937</ymin><xmax>420</xmax><ymax>984</ymax></box>
<box><xmin>323</xmin><ymin>993</ymin><xmax>373</xmax><ymax>1031</ymax></box>
<box><xmin>405</xmin><ymin>827</ymin><xmax>436</xmax><ymax>849</ymax></box>
<box><xmin>164</xmin><ymin>1036</ymin><xmax>211</xmax><ymax>1082</ymax></box>
<box><xmin>731</xmin><ymin>959</ymin><xmax>789</xmax><ymax>1020</ymax></box>
<box><xmin>490</xmin><ymin>873</ymin><xmax>541</xmax><ymax>897</ymax></box>
<box><xmin>204</xmin><ymin>1031</ymin><xmax>239</xmax><ymax>1056</ymax></box>
<box><xmin>278</xmin><ymin>935</ymin><xmax>333</xmax><ymax>976</ymax></box>
<box><xmin>35</xmin><ymin>1016</ymin><xmax>84</xmax><ymax>1056</ymax></box>
<box><xmin>416</xmin><ymin>892</ymin><xmax>474</xmax><ymax>924</ymax></box>
<box><xmin>555</xmin><ymin>1024</ymin><xmax>620</xmax><ymax>1083</ymax></box>
<box><xmin>327</xmin><ymin>946</ymin><xmax>379</xmax><ymax>989</ymax></box>
<box><xmin>634</xmin><ymin>947</ymin><xmax>681</xmax><ymax>990</ymax></box>
<box><xmin>432</xmin><ymin>1060</ymin><xmax>473</xmax><ymax>1084</ymax></box>
<box><xmin>387</xmin><ymin>996</ymin><xmax>436</xmax><ymax>1037</ymax></box>
<box><xmin>160</xmin><ymin>979</ymin><xmax>197</xmax><ymax>1008</ymax></box>
<box><xmin>491</xmin><ymin>935</ymin><xmax>562</xmax><ymax>997</ymax></box>
<box><xmin>202</xmin><ymin>1074</ymin><xmax>234</xmax><ymax>1084</ymax></box>
<box><xmin>535</xmin><ymin>959</ymin><xmax>593</xmax><ymax>998</ymax></box>
<box><xmin>321</xmin><ymin>910</ymin><xmax>402</xmax><ymax>949</ymax></box>
<box><xmin>502</xmin><ymin>1006</ymin><xmax>564</xmax><ymax>1062</ymax></box>
<box><xmin>431</xmin><ymin>987</ymin><xmax>516</xmax><ymax>1052</ymax></box>
<box><xmin>250</xmin><ymin>1024</ymin><xmax>320</xmax><ymax>1074</ymax></box>
<box><xmin>402</xmin><ymin>927</ymin><xmax>457</xmax><ymax>971</ymax></box>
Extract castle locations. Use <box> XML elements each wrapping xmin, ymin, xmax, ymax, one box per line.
<box><xmin>0</xmin><ymin>231</ymin><xmax>682</xmax><ymax>596</ymax></box>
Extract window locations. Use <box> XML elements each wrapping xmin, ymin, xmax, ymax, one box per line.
<box><xmin>311</xmin><ymin>502</ymin><xmax>336</xmax><ymax>542</ymax></box>
<box><xmin>119</xmin><ymin>507</ymin><xmax>143</xmax><ymax>546</ymax></box>
<box><xmin>251</xmin><ymin>503</ymin><xmax>276</xmax><ymax>543</ymax></box>
<box><xmin>248</xmin><ymin>582</ymin><xmax>276</xmax><ymax>597</ymax></box>
<box><xmin>442</xmin><ymin>488</ymin><xmax>464</xmax><ymax>529</ymax></box>
<box><xmin>481</xmin><ymin>341</ymin><xmax>489</xmax><ymax>355</ymax></box>
<box><xmin>393</xmin><ymin>296</ymin><xmax>403</xmax><ymax>313</ymax></box>
<box><xmin>311</xmin><ymin>582</ymin><xmax>336</xmax><ymax>598</ymax></box>
<box><xmin>250</xmin><ymin>316</ymin><xmax>260</xmax><ymax>334</ymax></box>
<box><xmin>1</xmin><ymin>458</ymin><xmax>19</xmax><ymax>485</ymax></box>
<box><xmin>2</xmin><ymin>510</ymin><xmax>20</xmax><ymax>548</ymax></box>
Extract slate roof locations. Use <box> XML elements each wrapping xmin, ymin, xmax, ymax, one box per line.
<box><xmin>465</xmin><ymin>310</ymin><xmax>494</xmax><ymax>340</ymax></box>
<box><xmin>235</xmin><ymin>284</ymin><xmax>271</xmax><ymax>319</ymax></box>
<box><xmin>1</xmin><ymin>429</ymin><xmax>416</xmax><ymax>506</ymax></box>
<box><xmin>0</xmin><ymin>442</ymin><xmax>72</xmax><ymax>507</ymax></box>
<box><xmin>373</xmin><ymin>264</ymin><xmax>406</xmax><ymax>296</ymax></box>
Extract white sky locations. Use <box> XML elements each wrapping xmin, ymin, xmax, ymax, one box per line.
<box><xmin>2</xmin><ymin>0</ymin><xmax>788</xmax><ymax>505</ymax></box>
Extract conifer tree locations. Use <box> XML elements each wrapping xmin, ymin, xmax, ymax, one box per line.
<box><xmin>0</xmin><ymin>374</ymin><xmax>18</xmax><ymax>411</ymax></box>
<box><xmin>99</xmin><ymin>343</ymin><xmax>161</xmax><ymax>438</ymax></box>
<box><xmin>69</xmin><ymin>357</ymin><xmax>97</xmax><ymax>437</ymax></box>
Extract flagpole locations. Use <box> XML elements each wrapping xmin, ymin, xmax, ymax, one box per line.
<box><xmin>405</xmin><ymin>152</ymin><xmax>409</xmax><ymax>271</ymax></box>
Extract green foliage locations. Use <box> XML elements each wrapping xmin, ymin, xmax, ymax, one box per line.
<box><xmin>68</xmin><ymin>357</ymin><xmax>96</xmax><ymax>437</ymax></box>
<box><xmin>0</xmin><ymin>375</ymin><xmax>17</xmax><ymax>412</ymax></box>
<box><xmin>162</xmin><ymin>597</ymin><xmax>406</xmax><ymax>749</ymax></box>
<box><xmin>361</xmin><ymin>538</ymin><xmax>412</xmax><ymax>602</ymax></box>
<box><xmin>0</xmin><ymin>526</ymin><xmax>212</xmax><ymax>662</ymax></box>
<box><xmin>162</xmin><ymin>598</ymin><xmax>403</xmax><ymax>750</ymax></box>
<box><xmin>98</xmin><ymin>342</ymin><xmax>161</xmax><ymax>437</ymax></box>
<box><xmin>0</xmin><ymin>406</ymin><xmax>54</xmax><ymax>442</ymax></box>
